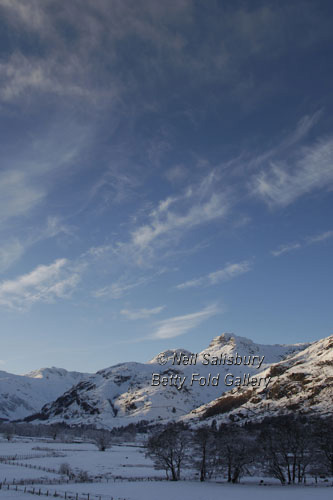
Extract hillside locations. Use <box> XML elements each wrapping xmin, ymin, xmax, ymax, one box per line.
<box><xmin>183</xmin><ymin>334</ymin><xmax>333</xmax><ymax>425</ymax></box>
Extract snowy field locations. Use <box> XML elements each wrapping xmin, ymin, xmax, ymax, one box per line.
<box><xmin>1</xmin><ymin>436</ymin><xmax>332</xmax><ymax>500</ymax></box>
<box><xmin>0</xmin><ymin>438</ymin><xmax>161</xmax><ymax>479</ymax></box>
<box><xmin>0</xmin><ymin>463</ymin><xmax>59</xmax><ymax>482</ymax></box>
<box><xmin>1</xmin><ymin>481</ymin><xmax>333</xmax><ymax>500</ymax></box>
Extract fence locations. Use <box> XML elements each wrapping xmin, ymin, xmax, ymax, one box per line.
<box><xmin>0</xmin><ymin>482</ymin><xmax>128</xmax><ymax>500</ymax></box>
<box><xmin>0</xmin><ymin>451</ymin><xmax>164</xmax><ymax>499</ymax></box>
<box><xmin>0</xmin><ymin>454</ymin><xmax>64</xmax><ymax>462</ymax></box>
<box><xmin>0</xmin><ymin>476</ymin><xmax>165</xmax><ymax>486</ymax></box>
<box><xmin>0</xmin><ymin>459</ymin><xmax>60</xmax><ymax>475</ymax></box>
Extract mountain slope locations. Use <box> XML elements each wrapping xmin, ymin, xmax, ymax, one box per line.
<box><xmin>183</xmin><ymin>334</ymin><xmax>333</xmax><ymax>425</ymax></box>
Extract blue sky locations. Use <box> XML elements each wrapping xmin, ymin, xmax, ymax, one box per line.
<box><xmin>0</xmin><ymin>0</ymin><xmax>333</xmax><ymax>374</ymax></box>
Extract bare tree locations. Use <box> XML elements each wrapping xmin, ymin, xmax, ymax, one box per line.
<box><xmin>192</xmin><ymin>426</ymin><xmax>217</xmax><ymax>481</ymax></box>
<box><xmin>91</xmin><ymin>430</ymin><xmax>112</xmax><ymax>451</ymax></box>
<box><xmin>260</xmin><ymin>417</ymin><xmax>313</xmax><ymax>484</ymax></box>
<box><xmin>260</xmin><ymin>427</ymin><xmax>287</xmax><ymax>484</ymax></box>
<box><xmin>312</xmin><ymin>417</ymin><xmax>333</xmax><ymax>476</ymax></box>
<box><xmin>146</xmin><ymin>424</ymin><xmax>190</xmax><ymax>480</ymax></box>
<box><xmin>216</xmin><ymin>424</ymin><xmax>256</xmax><ymax>483</ymax></box>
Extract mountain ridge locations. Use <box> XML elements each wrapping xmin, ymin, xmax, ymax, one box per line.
<box><xmin>4</xmin><ymin>332</ymin><xmax>313</xmax><ymax>428</ymax></box>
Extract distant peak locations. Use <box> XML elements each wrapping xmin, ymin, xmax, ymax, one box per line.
<box><xmin>208</xmin><ymin>333</ymin><xmax>236</xmax><ymax>348</ymax></box>
<box><xmin>25</xmin><ymin>367</ymin><xmax>69</xmax><ymax>379</ymax></box>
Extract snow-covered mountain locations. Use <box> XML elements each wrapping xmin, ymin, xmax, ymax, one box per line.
<box><xmin>3</xmin><ymin>333</ymin><xmax>331</xmax><ymax>428</ymax></box>
<box><xmin>183</xmin><ymin>334</ymin><xmax>333</xmax><ymax>425</ymax></box>
<box><xmin>0</xmin><ymin>367</ymin><xmax>87</xmax><ymax>421</ymax></box>
<box><xmin>21</xmin><ymin>333</ymin><xmax>310</xmax><ymax>428</ymax></box>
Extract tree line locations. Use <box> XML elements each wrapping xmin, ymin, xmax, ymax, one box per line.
<box><xmin>145</xmin><ymin>415</ymin><xmax>333</xmax><ymax>484</ymax></box>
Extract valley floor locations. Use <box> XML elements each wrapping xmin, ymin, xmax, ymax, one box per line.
<box><xmin>0</xmin><ymin>437</ymin><xmax>332</xmax><ymax>500</ymax></box>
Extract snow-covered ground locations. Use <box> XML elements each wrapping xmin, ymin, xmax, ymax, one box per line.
<box><xmin>0</xmin><ymin>463</ymin><xmax>58</xmax><ymax>482</ymax></box>
<box><xmin>1</xmin><ymin>436</ymin><xmax>332</xmax><ymax>500</ymax></box>
<box><xmin>1</xmin><ymin>481</ymin><xmax>333</xmax><ymax>500</ymax></box>
<box><xmin>0</xmin><ymin>438</ymin><xmax>159</xmax><ymax>479</ymax></box>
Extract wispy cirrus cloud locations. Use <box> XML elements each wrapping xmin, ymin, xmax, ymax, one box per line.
<box><xmin>92</xmin><ymin>277</ymin><xmax>150</xmax><ymax>300</ymax></box>
<box><xmin>281</xmin><ymin>110</ymin><xmax>322</xmax><ymax>150</ymax></box>
<box><xmin>0</xmin><ymin>240</ymin><xmax>25</xmax><ymax>274</ymax></box>
<box><xmin>271</xmin><ymin>229</ymin><xmax>333</xmax><ymax>257</ymax></box>
<box><xmin>0</xmin><ymin>1</ymin><xmax>190</xmax><ymax>105</ymax></box>
<box><xmin>131</xmin><ymin>172</ymin><xmax>229</xmax><ymax>251</ymax></box>
<box><xmin>120</xmin><ymin>305</ymin><xmax>165</xmax><ymax>320</ymax></box>
<box><xmin>306</xmin><ymin>230</ymin><xmax>333</xmax><ymax>245</ymax></box>
<box><xmin>0</xmin><ymin>216</ymin><xmax>75</xmax><ymax>274</ymax></box>
<box><xmin>0</xmin><ymin>258</ymin><xmax>81</xmax><ymax>311</ymax></box>
<box><xmin>91</xmin><ymin>264</ymin><xmax>170</xmax><ymax>300</ymax></box>
<box><xmin>42</xmin><ymin>216</ymin><xmax>75</xmax><ymax>239</ymax></box>
<box><xmin>84</xmin><ymin>171</ymin><xmax>229</xmax><ymax>272</ymax></box>
<box><xmin>82</xmin><ymin>171</ymin><xmax>231</xmax><ymax>275</ymax></box>
<box><xmin>88</xmin><ymin>167</ymin><xmax>141</xmax><ymax>209</ymax></box>
<box><xmin>150</xmin><ymin>304</ymin><xmax>219</xmax><ymax>340</ymax></box>
<box><xmin>165</xmin><ymin>164</ymin><xmax>189</xmax><ymax>183</ymax></box>
<box><xmin>0</xmin><ymin>118</ymin><xmax>90</xmax><ymax>231</ymax></box>
<box><xmin>1</xmin><ymin>1</ymin><xmax>330</xmax><ymax>110</ymax></box>
<box><xmin>177</xmin><ymin>261</ymin><xmax>252</xmax><ymax>290</ymax></box>
<box><xmin>271</xmin><ymin>242</ymin><xmax>301</xmax><ymax>257</ymax></box>
<box><xmin>248</xmin><ymin>111</ymin><xmax>323</xmax><ymax>173</ymax></box>
<box><xmin>0</xmin><ymin>169</ymin><xmax>45</xmax><ymax>225</ymax></box>
<box><xmin>251</xmin><ymin>135</ymin><xmax>333</xmax><ymax>208</ymax></box>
